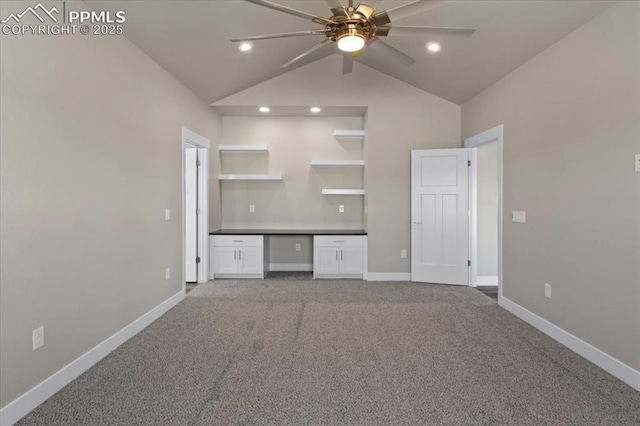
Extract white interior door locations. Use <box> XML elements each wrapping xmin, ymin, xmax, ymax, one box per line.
<box><xmin>411</xmin><ymin>149</ymin><xmax>470</xmax><ymax>285</ymax></box>
<box><xmin>185</xmin><ymin>147</ymin><xmax>198</xmax><ymax>282</ymax></box>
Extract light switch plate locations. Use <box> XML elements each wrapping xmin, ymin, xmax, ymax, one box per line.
<box><xmin>295</xmin><ymin>243</ymin><xmax>301</xmax><ymax>252</ymax></box>
<box><xmin>165</xmin><ymin>209</ymin><xmax>171</xmax><ymax>221</ymax></box>
<box><xmin>544</xmin><ymin>283</ymin><xmax>552</xmax><ymax>299</ymax></box>
<box><xmin>249</xmin><ymin>204</ymin><xmax>255</xmax><ymax>213</ymax></box>
<box><xmin>512</xmin><ymin>211</ymin><xmax>526</xmax><ymax>224</ymax></box>
<box><xmin>635</xmin><ymin>154</ymin><xmax>640</xmax><ymax>172</ymax></box>
<box><xmin>165</xmin><ymin>268</ymin><xmax>170</xmax><ymax>280</ymax></box>
<box><xmin>401</xmin><ymin>250</ymin><xmax>407</xmax><ymax>259</ymax></box>
<box><xmin>33</xmin><ymin>326</ymin><xmax>45</xmax><ymax>351</ymax></box>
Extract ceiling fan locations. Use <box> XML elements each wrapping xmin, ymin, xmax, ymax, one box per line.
<box><xmin>231</xmin><ymin>0</ymin><xmax>476</xmax><ymax>74</ymax></box>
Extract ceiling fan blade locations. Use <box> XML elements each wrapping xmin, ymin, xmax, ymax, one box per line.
<box><xmin>377</xmin><ymin>25</ymin><xmax>476</xmax><ymax>38</ymax></box>
<box><xmin>355</xmin><ymin>4</ymin><xmax>375</xmax><ymax>19</ymax></box>
<box><xmin>324</xmin><ymin>0</ymin><xmax>343</xmax><ymax>8</ymax></box>
<box><xmin>373</xmin><ymin>0</ymin><xmax>452</xmax><ymax>26</ymax></box>
<box><xmin>281</xmin><ymin>39</ymin><xmax>333</xmax><ymax>68</ymax></box>
<box><xmin>231</xmin><ymin>30</ymin><xmax>325</xmax><ymax>42</ymax></box>
<box><xmin>244</xmin><ymin>0</ymin><xmax>334</xmax><ymax>25</ymax></box>
<box><xmin>368</xmin><ymin>38</ymin><xmax>416</xmax><ymax>66</ymax></box>
<box><xmin>331</xmin><ymin>7</ymin><xmax>349</xmax><ymax>18</ymax></box>
<box><xmin>342</xmin><ymin>55</ymin><xmax>354</xmax><ymax>75</ymax></box>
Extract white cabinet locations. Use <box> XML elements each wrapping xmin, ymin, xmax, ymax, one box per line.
<box><xmin>313</xmin><ymin>236</ymin><xmax>366</xmax><ymax>279</ymax></box>
<box><xmin>210</xmin><ymin>235</ymin><xmax>265</xmax><ymax>279</ymax></box>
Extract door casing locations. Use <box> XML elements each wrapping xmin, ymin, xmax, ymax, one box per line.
<box><xmin>464</xmin><ymin>124</ymin><xmax>504</xmax><ymax>302</ymax></box>
<box><xmin>182</xmin><ymin>127</ymin><xmax>210</xmax><ymax>289</ymax></box>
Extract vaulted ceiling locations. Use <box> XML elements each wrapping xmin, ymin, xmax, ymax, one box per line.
<box><xmin>86</xmin><ymin>0</ymin><xmax>614</xmax><ymax>105</ymax></box>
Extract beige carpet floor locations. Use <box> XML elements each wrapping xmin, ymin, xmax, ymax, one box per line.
<box><xmin>18</xmin><ymin>279</ymin><xmax>640</xmax><ymax>425</ymax></box>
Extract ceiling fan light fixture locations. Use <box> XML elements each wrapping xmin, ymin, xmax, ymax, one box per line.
<box><xmin>336</xmin><ymin>25</ymin><xmax>366</xmax><ymax>52</ymax></box>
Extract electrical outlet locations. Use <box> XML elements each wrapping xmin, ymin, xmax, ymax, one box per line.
<box><xmin>635</xmin><ymin>154</ymin><xmax>640</xmax><ymax>172</ymax></box>
<box><xmin>32</xmin><ymin>326</ymin><xmax>44</xmax><ymax>351</ymax></box>
<box><xmin>165</xmin><ymin>268</ymin><xmax>171</xmax><ymax>280</ymax></box>
<box><xmin>544</xmin><ymin>283</ymin><xmax>551</xmax><ymax>299</ymax></box>
<box><xmin>165</xmin><ymin>208</ymin><xmax>171</xmax><ymax>221</ymax></box>
<box><xmin>295</xmin><ymin>243</ymin><xmax>301</xmax><ymax>252</ymax></box>
<box><xmin>512</xmin><ymin>210</ymin><xmax>526</xmax><ymax>223</ymax></box>
<box><xmin>339</xmin><ymin>205</ymin><xmax>345</xmax><ymax>213</ymax></box>
<box><xmin>401</xmin><ymin>249</ymin><xmax>407</xmax><ymax>259</ymax></box>
<box><xmin>249</xmin><ymin>204</ymin><xmax>255</xmax><ymax>213</ymax></box>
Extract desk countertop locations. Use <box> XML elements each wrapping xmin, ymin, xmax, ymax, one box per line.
<box><xmin>210</xmin><ymin>229</ymin><xmax>367</xmax><ymax>236</ymax></box>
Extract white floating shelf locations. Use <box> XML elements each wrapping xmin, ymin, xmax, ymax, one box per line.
<box><xmin>333</xmin><ymin>130</ymin><xmax>365</xmax><ymax>139</ymax></box>
<box><xmin>218</xmin><ymin>145</ymin><xmax>269</xmax><ymax>152</ymax></box>
<box><xmin>310</xmin><ymin>160</ymin><xmax>365</xmax><ymax>166</ymax></box>
<box><xmin>322</xmin><ymin>189</ymin><xmax>365</xmax><ymax>195</ymax></box>
<box><xmin>219</xmin><ymin>174</ymin><xmax>283</xmax><ymax>181</ymax></box>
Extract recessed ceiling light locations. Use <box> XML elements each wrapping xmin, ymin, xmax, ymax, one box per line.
<box><xmin>427</xmin><ymin>42</ymin><xmax>441</xmax><ymax>53</ymax></box>
<box><xmin>310</xmin><ymin>107</ymin><xmax>321</xmax><ymax>113</ymax></box>
<box><xmin>259</xmin><ymin>106</ymin><xmax>270</xmax><ymax>113</ymax></box>
<box><xmin>239</xmin><ymin>42</ymin><xmax>253</xmax><ymax>52</ymax></box>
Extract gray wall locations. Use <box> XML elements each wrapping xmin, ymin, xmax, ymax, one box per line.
<box><xmin>476</xmin><ymin>142</ymin><xmax>498</xmax><ymax>277</ymax></box>
<box><xmin>462</xmin><ymin>1</ymin><xmax>640</xmax><ymax>370</ymax></box>
<box><xmin>219</xmin><ymin>116</ymin><xmax>364</xmax><ymax>229</ymax></box>
<box><xmin>0</xmin><ymin>0</ymin><xmax>221</xmax><ymax>407</ymax></box>
<box><xmin>214</xmin><ymin>56</ymin><xmax>461</xmax><ymax>273</ymax></box>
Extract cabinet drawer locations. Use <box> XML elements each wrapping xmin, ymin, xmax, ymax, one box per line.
<box><xmin>314</xmin><ymin>235</ymin><xmax>363</xmax><ymax>248</ymax></box>
<box><xmin>212</xmin><ymin>235</ymin><xmax>263</xmax><ymax>247</ymax></box>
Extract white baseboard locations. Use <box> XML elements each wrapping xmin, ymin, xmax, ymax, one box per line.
<box><xmin>477</xmin><ymin>275</ymin><xmax>498</xmax><ymax>286</ymax></box>
<box><xmin>366</xmin><ymin>272</ymin><xmax>411</xmax><ymax>281</ymax></box>
<box><xmin>268</xmin><ymin>263</ymin><xmax>313</xmax><ymax>272</ymax></box>
<box><xmin>0</xmin><ymin>290</ymin><xmax>185</xmax><ymax>426</ymax></box>
<box><xmin>499</xmin><ymin>296</ymin><xmax>640</xmax><ymax>391</ymax></box>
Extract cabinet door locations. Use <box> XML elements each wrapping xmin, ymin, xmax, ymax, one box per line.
<box><xmin>315</xmin><ymin>246</ymin><xmax>340</xmax><ymax>274</ymax></box>
<box><xmin>339</xmin><ymin>247</ymin><xmax>363</xmax><ymax>274</ymax></box>
<box><xmin>213</xmin><ymin>247</ymin><xmax>238</xmax><ymax>274</ymax></box>
<box><xmin>237</xmin><ymin>247</ymin><xmax>263</xmax><ymax>275</ymax></box>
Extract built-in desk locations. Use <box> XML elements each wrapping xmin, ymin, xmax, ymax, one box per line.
<box><xmin>209</xmin><ymin>229</ymin><xmax>367</xmax><ymax>280</ymax></box>
<box><xmin>211</xmin><ymin>229</ymin><xmax>367</xmax><ymax>236</ymax></box>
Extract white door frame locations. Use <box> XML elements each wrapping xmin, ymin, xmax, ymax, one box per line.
<box><xmin>182</xmin><ymin>127</ymin><xmax>210</xmax><ymax>288</ymax></box>
<box><xmin>464</xmin><ymin>124</ymin><xmax>504</xmax><ymax>301</ymax></box>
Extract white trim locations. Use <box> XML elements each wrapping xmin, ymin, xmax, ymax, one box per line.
<box><xmin>182</xmin><ymin>128</ymin><xmax>211</xmax><ymax>286</ymax></box>
<box><xmin>366</xmin><ymin>272</ymin><xmax>411</xmax><ymax>281</ymax></box>
<box><xmin>476</xmin><ymin>275</ymin><xmax>499</xmax><ymax>286</ymax></box>
<box><xmin>268</xmin><ymin>263</ymin><xmax>313</xmax><ymax>272</ymax></box>
<box><xmin>218</xmin><ymin>144</ymin><xmax>268</xmax><ymax>152</ymax></box>
<box><xmin>499</xmin><ymin>296</ymin><xmax>640</xmax><ymax>391</ymax></box>
<box><xmin>310</xmin><ymin>160</ymin><xmax>365</xmax><ymax>166</ymax></box>
<box><xmin>333</xmin><ymin>130</ymin><xmax>365</xmax><ymax>138</ymax></box>
<box><xmin>196</xmin><ymin>148</ymin><xmax>209</xmax><ymax>284</ymax></box>
<box><xmin>468</xmin><ymin>148</ymin><xmax>478</xmax><ymax>287</ymax></box>
<box><xmin>182</xmin><ymin>127</ymin><xmax>211</xmax><ymax>149</ymax></box>
<box><xmin>465</xmin><ymin>124</ymin><xmax>503</xmax><ymax>147</ymax></box>
<box><xmin>464</xmin><ymin>124</ymin><xmax>503</xmax><ymax>299</ymax></box>
<box><xmin>218</xmin><ymin>174</ymin><xmax>283</xmax><ymax>181</ymax></box>
<box><xmin>321</xmin><ymin>189</ymin><xmax>365</xmax><ymax>195</ymax></box>
<box><xmin>0</xmin><ymin>291</ymin><xmax>184</xmax><ymax>426</ymax></box>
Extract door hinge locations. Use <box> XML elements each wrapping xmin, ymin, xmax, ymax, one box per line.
<box><xmin>468</xmin><ymin>160</ymin><xmax>471</xmax><ymax>167</ymax></box>
<box><xmin>196</xmin><ymin>159</ymin><xmax>201</xmax><ymax>167</ymax></box>
<box><xmin>468</xmin><ymin>260</ymin><xmax>471</xmax><ymax>266</ymax></box>
<box><xmin>196</xmin><ymin>257</ymin><xmax>201</xmax><ymax>264</ymax></box>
